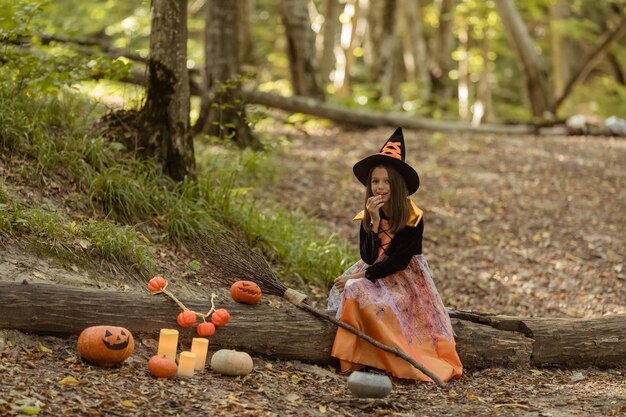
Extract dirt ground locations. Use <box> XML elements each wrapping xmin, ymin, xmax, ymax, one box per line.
<box><xmin>1</xmin><ymin>127</ymin><xmax>625</xmax><ymax>416</ymax></box>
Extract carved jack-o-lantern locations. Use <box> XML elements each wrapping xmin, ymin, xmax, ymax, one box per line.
<box><xmin>230</xmin><ymin>280</ymin><xmax>262</xmax><ymax>305</ymax></box>
<box><xmin>77</xmin><ymin>325</ymin><xmax>135</xmax><ymax>367</ymax></box>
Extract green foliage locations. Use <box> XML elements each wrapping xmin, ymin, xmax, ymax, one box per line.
<box><xmin>233</xmin><ymin>205</ymin><xmax>356</xmax><ymax>288</ymax></box>
<box><xmin>17</xmin><ymin>207</ymin><xmax>66</xmax><ymax>240</ymax></box>
<box><xmin>560</xmin><ymin>76</ymin><xmax>626</xmax><ymax>119</ymax></box>
<box><xmin>194</xmin><ymin>142</ymin><xmax>356</xmax><ymax>288</ymax></box>
<box><xmin>0</xmin><ymin>179</ymin><xmax>7</xmax><ymax>203</ymax></box>
<box><xmin>0</xmin><ymin>0</ymin><xmax>131</xmax><ymax>95</ymax></box>
<box><xmin>81</xmin><ymin>219</ymin><xmax>155</xmax><ymax>273</ymax></box>
<box><xmin>88</xmin><ymin>163</ymin><xmax>168</xmax><ymax>224</ymax></box>
<box><xmin>164</xmin><ymin>179</ymin><xmax>220</xmax><ymax>244</ymax></box>
<box><xmin>0</xmin><ymin>191</ymin><xmax>157</xmax><ymax>275</ymax></box>
<box><xmin>0</xmin><ymin>77</ymin><xmax>355</xmax><ymax>288</ymax></box>
<box><xmin>0</xmin><ymin>198</ymin><xmax>17</xmax><ymax>235</ymax></box>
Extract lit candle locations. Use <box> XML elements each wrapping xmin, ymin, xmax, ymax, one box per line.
<box><xmin>191</xmin><ymin>338</ymin><xmax>209</xmax><ymax>371</ymax></box>
<box><xmin>157</xmin><ymin>329</ymin><xmax>179</xmax><ymax>360</ymax></box>
<box><xmin>177</xmin><ymin>351</ymin><xmax>196</xmax><ymax>377</ymax></box>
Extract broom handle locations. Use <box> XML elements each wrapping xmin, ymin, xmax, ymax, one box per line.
<box><xmin>297</xmin><ymin>302</ymin><xmax>447</xmax><ymax>388</ymax></box>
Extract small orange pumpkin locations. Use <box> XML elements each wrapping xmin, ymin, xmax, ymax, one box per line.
<box><xmin>147</xmin><ymin>276</ymin><xmax>168</xmax><ymax>293</ymax></box>
<box><xmin>77</xmin><ymin>325</ymin><xmax>135</xmax><ymax>367</ymax></box>
<box><xmin>230</xmin><ymin>280</ymin><xmax>262</xmax><ymax>305</ymax></box>
<box><xmin>176</xmin><ymin>310</ymin><xmax>197</xmax><ymax>328</ymax></box>
<box><xmin>211</xmin><ymin>308</ymin><xmax>230</xmax><ymax>327</ymax></box>
<box><xmin>148</xmin><ymin>355</ymin><xmax>178</xmax><ymax>378</ymax></box>
<box><xmin>197</xmin><ymin>321</ymin><xmax>216</xmax><ymax>337</ymax></box>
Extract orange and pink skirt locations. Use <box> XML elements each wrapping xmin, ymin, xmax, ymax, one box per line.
<box><xmin>327</xmin><ymin>255</ymin><xmax>462</xmax><ymax>381</ymax></box>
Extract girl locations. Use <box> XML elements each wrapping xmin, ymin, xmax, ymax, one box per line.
<box><xmin>327</xmin><ymin>127</ymin><xmax>463</xmax><ymax>382</ymax></box>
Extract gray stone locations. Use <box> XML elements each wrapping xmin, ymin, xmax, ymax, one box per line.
<box><xmin>347</xmin><ymin>371</ymin><xmax>393</xmax><ymax>398</ymax></box>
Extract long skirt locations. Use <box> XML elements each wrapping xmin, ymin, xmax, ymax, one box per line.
<box><xmin>327</xmin><ymin>255</ymin><xmax>463</xmax><ymax>382</ymax></box>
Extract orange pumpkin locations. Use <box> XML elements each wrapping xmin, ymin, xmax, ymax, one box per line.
<box><xmin>211</xmin><ymin>308</ymin><xmax>230</xmax><ymax>327</ymax></box>
<box><xmin>176</xmin><ymin>311</ymin><xmax>197</xmax><ymax>328</ymax></box>
<box><xmin>148</xmin><ymin>355</ymin><xmax>177</xmax><ymax>378</ymax></box>
<box><xmin>197</xmin><ymin>322</ymin><xmax>216</xmax><ymax>337</ymax></box>
<box><xmin>77</xmin><ymin>325</ymin><xmax>135</xmax><ymax>367</ymax></box>
<box><xmin>147</xmin><ymin>276</ymin><xmax>168</xmax><ymax>293</ymax></box>
<box><xmin>230</xmin><ymin>280</ymin><xmax>262</xmax><ymax>305</ymax></box>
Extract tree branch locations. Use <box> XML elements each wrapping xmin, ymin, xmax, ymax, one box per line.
<box><xmin>555</xmin><ymin>16</ymin><xmax>626</xmax><ymax>109</ymax></box>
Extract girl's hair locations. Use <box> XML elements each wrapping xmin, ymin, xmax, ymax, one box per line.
<box><xmin>363</xmin><ymin>164</ymin><xmax>409</xmax><ymax>234</ymax></box>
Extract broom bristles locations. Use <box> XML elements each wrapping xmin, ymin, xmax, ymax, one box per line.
<box><xmin>202</xmin><ymin>236</ymin><xmax>288</xmax><ymax>296</ymax></box>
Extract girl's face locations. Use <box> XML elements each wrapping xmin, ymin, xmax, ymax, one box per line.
<box><xmin>370</xmin><ymin>166</ymin><xmax>391</xmax><ymax>203</ymax></box>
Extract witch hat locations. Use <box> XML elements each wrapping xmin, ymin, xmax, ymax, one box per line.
<box><xmin>352</xmin><ymin>127</ymin><xmax>420</xmax><ymax>194</ymax></box>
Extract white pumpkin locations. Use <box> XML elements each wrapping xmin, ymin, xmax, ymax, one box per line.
<box><xmin>210</xmin><ymin>349</ymin><xmax>253</xmax><ymax>376</ymax></box>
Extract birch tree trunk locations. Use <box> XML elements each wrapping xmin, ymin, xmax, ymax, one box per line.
<box><xmin>194</xmin><ymin>0</ymin><xmax>259</xmax><ymax>149</ymax></box>
<box><xmin>136</xmin><ymin>0</ymin><xmax>195</xmax><ymax>181</ymax></box>
<box><xmin>280</xmin><ymin>0</ymin><xmax>325</xmax><ymax>100</ymax></box>
<box><xmin>335</xmin><ymin>0</ymin><xmax>361</xmax><ymax>96</ymax></box>
<box><xmin>495</xmin><ymin>0</ymin><xmax>555</xmax><ymax>122</ymax></box>
<box><xmin>457</xmin><ymin>21</ymin><xmax>469</xmax><ymax>121</ymax></box>
<box><xmin>473</xmin><ymin>34</ymin><xmax>493</xmax><ymax>125</ymax></box>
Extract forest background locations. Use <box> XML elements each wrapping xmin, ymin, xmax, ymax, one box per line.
<box><xmin>0</xmin><ymin>0</ymin><xmax>625</xmax><ymax>416</ymax></box>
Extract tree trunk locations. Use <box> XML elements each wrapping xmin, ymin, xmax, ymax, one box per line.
<box><xmin>280</xmin><ymin>0</ymin><xmax>325</xmax><ymax>100</ymax></box>
<box><xmin>320</xmin><ymin>0</ymin><xmax>341</xmax><ymax>85</ymax></box>
<box><xmin>495</xmin><ymin>0</ymin><xmax>555</xmax><ymax>122</ymax></box>
<box><xmin>473</xmin><ymin>34</ymin><xmax>493</xmax><ymax>125</ymax></box>
<box><xmin>400</xmin><ymin>0</ymin><xmax>431</xmax><ymax>100</ymax></box>
<box><xmin>430</xmin><ymin>0</ymin><xmax>456</xmax><ymax>100</ymax></box>
<box><xmin>335</xmin><ymin>0</ymin><xmax>361</xmax><ymax>96</ymax></box>
<box><xmin>550</xmin><ymin>2</ymin><xmax>569</xmax><ymax>99</ymax></box>
<box><xmin>136</xmin><ymin>0</ymin><xmax>195</xmax><ymax>181</ymax></box>
<box><xmin>458</xmin><ymin>21</ymin><xmax>470</xmax><ymax>121</ymax></box>
<box><xmin>608</xmin><ymin>52</ymin><xmax>626</xmax><ymax>86</ymax></box>
<box><xmin>239</xmin><ymin>0</ymin><xmax>256</xmax><ymax>66</ymax></box>
<box><xmin>2</xmin><ymin>282</ymin><xmax>624</xmax><ymax>368</ymax></box>
<box><xmin>366</xmin><ymin>0</ymin><xmax>399</xmax><ymax>98</ymax></box>
<box><xmin>194</xmin><ymin>0</ymin><xmax>260</xmax><ymax>149</ymax></box>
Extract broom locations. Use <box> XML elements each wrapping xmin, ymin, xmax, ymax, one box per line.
<box><xmin>204</xmin><ymin>236</ymin><xmax>446</xmax><ymax>388</ymax></box>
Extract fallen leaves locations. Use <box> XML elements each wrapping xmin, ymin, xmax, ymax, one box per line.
<box><xmin>1</xmin><ymin>332</ymin><xmax>625</xmax><ymax>417</ymax></box>
<box><xmin>58</xmin><ymin>376</ymin><xmax>80</xmax><ymax>386</ymax></box>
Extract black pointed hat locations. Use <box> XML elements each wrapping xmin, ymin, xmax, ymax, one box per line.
<box><xmin>352</xmin><ymin>127</ymin><xmax>420</xmax><ymax>195</ymax></box>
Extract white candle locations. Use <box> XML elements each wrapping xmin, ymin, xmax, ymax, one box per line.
<box><xmin>191</xmin><ymin>338</ymin><xmax>209</xmax><ymax>371</ymax></box>
<box><xmin>177</xmin><ymin>351</ymin><xmax>196</xmax><ymax>377</ymax></box>
<box><xmin>157</xmin><ymin>329</ymin><xmax>179</xmax><ymax>360</ymax></box>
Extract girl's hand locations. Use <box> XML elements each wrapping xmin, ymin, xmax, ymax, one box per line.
<box><xmin>366</xmin><ymin>195</ymin><xmax>384</xmax><ymax>223</ymax></box>
<box><xmin>334</xmin><ymin>272</ymin><xmax>365</xmax><ymax>292</ymax></box>
<box><xmin>334</xmin><ymin>275</ymin><xmax>349</xmax><ymax>292</ymax></box>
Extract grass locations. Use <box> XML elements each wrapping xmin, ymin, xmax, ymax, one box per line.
<box><xmin>0</xmin><ymin>80</ymin><xmax>356</xmax><ymax>289</ymax></box>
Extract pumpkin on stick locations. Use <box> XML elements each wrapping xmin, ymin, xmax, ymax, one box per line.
<box><xmin>146</xmin><ymin>276</ymin><xmax>229</xmax><ymax>336</ymax></box>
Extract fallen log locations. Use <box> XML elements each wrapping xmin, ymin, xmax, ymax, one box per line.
<box><xmin>240</xmin><ymin>89</ymin><xmax>557</xmax><ymax>135</ymax></box>
<box><xmin>0</xmin><ymin>282</ymin><xmax>624</xmax><ymax>369</ymax></box>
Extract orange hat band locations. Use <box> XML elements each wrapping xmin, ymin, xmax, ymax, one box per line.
<box><xmin>378</xmin><ymin>141</ymin><xmax>402</xmax><ymax>160</ymax></box>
